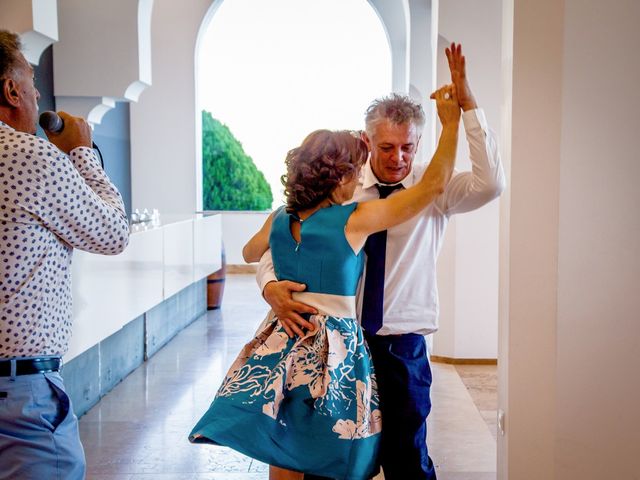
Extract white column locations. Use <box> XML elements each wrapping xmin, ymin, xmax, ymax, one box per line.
<box><xmin>432</xmin><ymin>0</ymin><xmax>503</xmax><ymax>360</ymax></box>
<box><xmin>367</xmin><ymin>0</ymin><xmax>410</xmax><ymax>93</ymax></box>
<box><xmin>407</xmin><ymin>0</ymin><xmax>436</xmax><ymax>162</ymax></box>
<box><xmin>499</xmin><ymin>0</ymin><xmax>640</xmax><ymax>478</ymax></box>
<box><xmin>499</xmin><ymin>0</ymin><xmax>563</xmax><ymax>475</ymax></box>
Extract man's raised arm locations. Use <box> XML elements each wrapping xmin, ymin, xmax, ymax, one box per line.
<box><xmin>434</xmin><ymin>43</ymin><xmax>506</xmax><ymax>215</ymax></box>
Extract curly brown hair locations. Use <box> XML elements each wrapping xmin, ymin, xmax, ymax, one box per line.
<box><xmin>281</xmin><ymin>130</ymin><xmax>368</xmax><ymax>213</ymax></box>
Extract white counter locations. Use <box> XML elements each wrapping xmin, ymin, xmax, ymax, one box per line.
<box><xmin>65</xmin><ymin>213</ymin><xmax>222</xmax><ymax>362</ymax></box>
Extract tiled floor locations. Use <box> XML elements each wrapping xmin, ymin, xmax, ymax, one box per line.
<box><xmin>79</xmin><ymin>275</ymin><xmax>497</xmax><ymax>480</ymax></box>
<box><xmin>454</xmin><ymin>365</ymin><xmax>498</xmax><ymax>440</ymax></box>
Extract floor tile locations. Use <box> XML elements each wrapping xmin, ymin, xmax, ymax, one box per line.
<box><xmin>455</xmin><ymin>364</ymin><xmax>498</xmax><ymax>438</ymax></box>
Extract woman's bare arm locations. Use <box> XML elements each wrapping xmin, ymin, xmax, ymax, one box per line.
<box><xmin>242</xmin><ymin>212</ymin><xmax>275</xmax><ymax>263</ymax></box>
<box><xmin>346</xmin><ymin>85</ymin><xmax>461</xmax><ymax>252</ymax></box>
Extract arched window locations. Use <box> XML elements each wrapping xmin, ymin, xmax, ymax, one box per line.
<box><xmin>197</xmin><ymin>0</ymin><xmax>391</xmax><ymax>209</ymax></box>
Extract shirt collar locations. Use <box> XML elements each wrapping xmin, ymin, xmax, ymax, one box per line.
<box><xmin>361</xmin><ymin>159</ymin><xmax>416</xmax><ymax>191</ymax></box>
<box><xmin>0</xmin><ymin>120</ymin><xmax>13</xmax><ymax>131</ymax></box>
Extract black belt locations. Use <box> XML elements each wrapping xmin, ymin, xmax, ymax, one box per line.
<box><xmin>0</xmin><ymin>357</ymin><xmax>62</xmax><ymax>376</ymax></box>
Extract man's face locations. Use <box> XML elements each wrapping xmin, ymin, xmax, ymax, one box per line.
<box><xmin>365</xmin><ymin>120</ymin><xmax>421</xmax><ymax>184</ymax></box>
<box><xmin>8</xmin><ymin>54</ymin><xmax>40</xmax><ymax>134</ymax></box>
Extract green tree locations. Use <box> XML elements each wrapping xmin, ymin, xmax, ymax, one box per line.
<box><xmin>202</xmin><ymin>111</ymin><xmax>273</xmax><ymax>210</ymax></box>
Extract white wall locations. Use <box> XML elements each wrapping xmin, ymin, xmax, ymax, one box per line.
<box><xmin>500</xmin><ymin>0</ymin><xmax>640</xmax><ymax>478</ymax></box>
<box><xmin>53</xmin><ymin>0</ymin><xmax>153</xmax><ymax>124</ymax></box>
<box><xmin>555</xmin><ymin>1</ymin><xmax>640</xmax><ymax>477</ymax></box>
<box><xmin>433</xmin><ymin>0</ymin><xmax>503</xmax><ymax>359</ymax></box>
<box><xmin>221</xmin><ymin>212</ymin><xmax>271</xmax><ymax>265</ymax></box>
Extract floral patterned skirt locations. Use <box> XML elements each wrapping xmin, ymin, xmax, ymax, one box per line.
<box><xmin>189</xmin><ymin>311</ymin><xmax>381</xmax><ymax>480</ymax></box>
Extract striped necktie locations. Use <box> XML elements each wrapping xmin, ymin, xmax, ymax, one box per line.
<box><xmin>361</xmin><ymin>183</ymin><xmax>403</xmax><ymax>334</ymax></box>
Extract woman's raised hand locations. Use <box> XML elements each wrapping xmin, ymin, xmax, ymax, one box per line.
<box><xmin>430</xmin><ymin>83</ymin><xmax>461</xmax><ymax>127</ymax></box>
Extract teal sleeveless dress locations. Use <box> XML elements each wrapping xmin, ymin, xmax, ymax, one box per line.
<box><xmin>189</xmin><ymin>204</ymin><xmax>381</xmax><ymax>480</ymax></box>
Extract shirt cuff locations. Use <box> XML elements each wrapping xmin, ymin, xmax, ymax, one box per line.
<box><xmin>258</xmin><ymin>272</ymin><xmax>278</xmax><ymax>294</ymax></box>
<box><xmin>462</xmin><ymin>108</ymin><xmax>489</xmax><ymax>134</ymax></box>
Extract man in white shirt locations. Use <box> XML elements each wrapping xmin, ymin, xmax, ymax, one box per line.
<box><xmin>257</xmin><ymin>44</ymin><xmax>505</xmax><ymax>479</ymax></box>
<box><xmin>0</xmin><ymin>30</ymin><xmax>129</xmax><ymax>479</ymax></box>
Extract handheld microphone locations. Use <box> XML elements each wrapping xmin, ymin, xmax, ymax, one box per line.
<box><xmin>39</xmin><ymin>111</ymin><xmax>64</xmax><ymax>133</ymax></box>
<box><xmin>37</xmin><ymin>111</ymin><xmax>105</xmax><ymax>169</ymax></box>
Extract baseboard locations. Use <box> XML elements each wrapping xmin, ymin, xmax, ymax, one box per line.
<box><xmin>227</xmin><ymin>264</ymin><xmax>257</xmax><ymax>274</ymax></box>
<box><xmin>430</xmin><ymin>355</ymin><xmax>497</xmax><ymax>365</ymax></box>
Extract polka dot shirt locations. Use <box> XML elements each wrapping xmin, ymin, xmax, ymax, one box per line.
<box><xmin>0</xmin><ymin>121</ymin><xmax>130</xmax><ymax>358</ymax></box>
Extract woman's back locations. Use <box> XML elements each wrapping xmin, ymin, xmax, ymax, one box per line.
<box><xmin>270</xmin><ymin>203</ymin><xmax>363</xmax><ymax>297</ymax></box>
<box><xmin>190</xmin><ymin>203</ymin><xmax>380</xmax><ymax>480</ymax></box>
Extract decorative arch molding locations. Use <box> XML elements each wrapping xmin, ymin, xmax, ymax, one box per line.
<box><xmin>53</xmin><ymin>0</ymin><xmax>154</xmax><ymax>125</ymax></box>
<box><xmin>193</xmin><ymin>0</ymin><xmax>226</xmax><ymax>213</ymax></box>
<box><xmin>54</xmin><ymin>95</ymin><xmax>116</xmax><ymax>126</ymax></box>
<box><xmin>0</xmin><ymin>0</ymin><xmax>58</xmax><ymax>65</ymax></box>
<box><xmin>130</xmin><ymin>0</ymin><xmax>212</xmax><ymax>214</ymax></box>
<box><xmin>367</xmin><ymin>0</ymin><xmax>436</xmax><ymax>158</ymax></box>
<box><xmin>408</xmin><ymin>0</ymin><xmax>437</xmax><ymax>157</ymax></box>
<box><xmin>366</xmin><ymin>0</ymin><xmax>410</xmax><ymax>93</ymax></box>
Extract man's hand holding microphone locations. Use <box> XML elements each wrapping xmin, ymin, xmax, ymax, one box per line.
<box><xmin>39</xmin><ymin>111</ymin><xmax>92</xmax><ymax>154</ymax></box>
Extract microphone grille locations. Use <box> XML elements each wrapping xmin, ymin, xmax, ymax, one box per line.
<box><xmin>38</xmin><ymin>111</ymin><xmax>63</xmax><ymax>133</ymax></box>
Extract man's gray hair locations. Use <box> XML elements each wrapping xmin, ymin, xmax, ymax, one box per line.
<box><xmin>364</xmin><ymin>93</ymin><xmax>425</xmax><ymax>137</ymax></box>
<box><xmin>0</xmin><ymin>30</ymin><xmax>22</xmax><ymax>80</ymax></box>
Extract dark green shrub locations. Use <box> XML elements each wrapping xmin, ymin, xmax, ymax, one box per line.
<box><xmin>202</xmin><ymin>110</ymin><xmax>273</xmax><ymax>210</ymax></box>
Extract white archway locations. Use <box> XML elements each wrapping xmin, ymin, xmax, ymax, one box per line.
<box><xmin>130</xmin><ymin>0</ymin><xmax>435</xmax><ymax>215</ymax></box>
<box><xmin>196</xmin><ymin>0</ymin><xmax>393</xmax><ymax>209</ymax></box>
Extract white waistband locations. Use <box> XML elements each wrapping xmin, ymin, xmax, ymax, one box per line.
<box><xmin>292</xmin><ymin>291</ymin><xmax>357</xmax><ymax>318</ymax></box>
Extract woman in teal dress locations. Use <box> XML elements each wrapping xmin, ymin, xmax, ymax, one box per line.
<box><xmin>189</xmin><ymin>85</ymin><xmax>460</xmax><ymax>480</ymax></box>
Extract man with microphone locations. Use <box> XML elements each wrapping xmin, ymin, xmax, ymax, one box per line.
<box><xmin>0</xmin><ymin>30</ymin><xmax>130</xmax><ymax>479</ymax></box>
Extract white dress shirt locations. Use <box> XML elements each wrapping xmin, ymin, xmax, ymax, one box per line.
<box><xmin>0</xmin><ymin>121</ymin><xmax>130</xmax><ymax>357</ymax></box>
<box><xmin>258</xmin><ymin>108</ymin><xmax>505</xmax><ymax>335</ymax></box>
